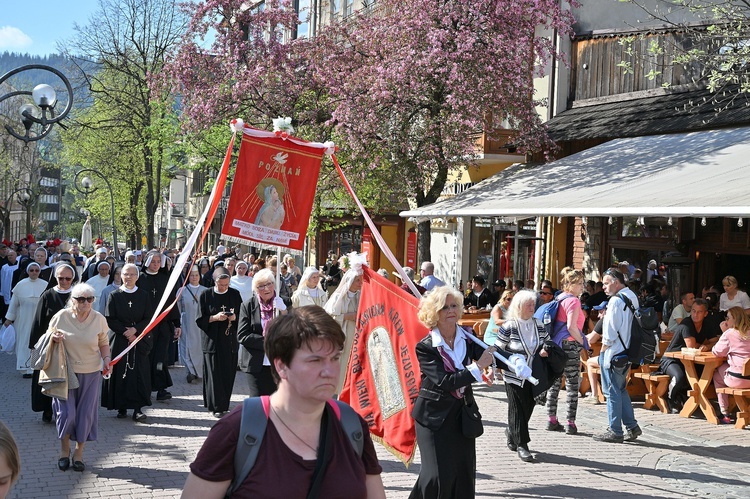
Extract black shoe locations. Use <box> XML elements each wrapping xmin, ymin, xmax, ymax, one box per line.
<box><xmin>505</xmin><ymin>428</ymin><xmax>517</xmax><ymax>451</ymax></box>
<box><xmin>72</xmin><ymin>460</ymin><xmax>85</xmax><ymax>472</ymax></box>
<box><xmin>626</xmin><ymin>425</ymin><xmax>642</xmax><ymax>442</ymax></box>
<box><xmin>22</xmin><ymin>373</ymin><xmax>33</xmax><ymax>379</ymax></box>
<box><xmin>566</xmin><ymin>423</ymin><xmax>578</xmax><ymax>435</ymax></box>
<box><xmin>132</xmin><ymin>411</ymin><xmax>146</xmax><ymax>422</ymax></box>
<box><xmin>593</xmin><ymin>430</ymin><xmax>624</xmax><ymax>443</ymax></box>
<box><xmin>116</xmin><ymin>410</ymin><xmax>128</xmax><ymax>419</ymax></box>
<box><xmin>156</xmin><ymin>390</ymin><xmax>172</xmax><ymax>401</ymax></box>
<box><xmin>42</xmin><ymin>411</ymin><xmax>53</xmax><ymax>423</ymax></box>
<box><xmin>186</xmin><ymin>373</ymin><xmax>197</xmax><ymax>384</ymax></box>
<box><xmin>58</xmin><ymin>457</ymin><xmax>70</xmax><ymax>471</ymax></box>
<box><xmin>517</xmin><ymin>447</ymin><xmax>534</xmax><ymax>462</ymax></box>
<box><xmin>546</xmin><ymin>420</ymin><xmax>564</xmax><ymax>432</ymax></box>
<box><xmin>212</xmin><ymin>411</ymin><xmax>223</xmax><ymax>418</ymax></box>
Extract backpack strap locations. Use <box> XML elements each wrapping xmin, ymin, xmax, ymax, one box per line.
<box><xmin>614</xmin><ymin>293</ymin><xmax>636</xmax><ymax>353</ymax></box>
<box><xmin>229</xmin><ymin>397</ymin><xmax>363</xmax><ymax>496</ymax></box>
<box><xmin>331</xmin><ymin>400</ymin><xmax>364</xmax><ymax>458</ymax></box>
<box><xmin>229</xmin><ymin>397</ymin><xmax>268</xmax><ymax>496</ymax></box>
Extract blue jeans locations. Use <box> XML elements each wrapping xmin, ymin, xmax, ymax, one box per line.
<box><xmin>600</xmin><ymin>354</ymin><xmax>637</xmax><ymax>436</ymax></box>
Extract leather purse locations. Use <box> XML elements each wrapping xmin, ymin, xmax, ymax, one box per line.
<box><xmin>461</xmin><ymin>398</ymin><xmax>484</xmax><ymax>438</ymax></box>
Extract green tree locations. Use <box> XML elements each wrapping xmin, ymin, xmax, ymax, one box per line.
<box><xmin>60</xmin><ymin>0</ymin><xmax>188</xmax><ymax>248</ymax></box>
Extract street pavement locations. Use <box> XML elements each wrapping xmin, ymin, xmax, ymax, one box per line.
<box><xmin>2</xmin><ymin>350</ymin><xmax>749</xmax><ymax>498</ymax></box>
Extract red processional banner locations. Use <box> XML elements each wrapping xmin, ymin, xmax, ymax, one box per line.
<box><xmin>221</xmin><ymin>128</ymin><xmax>326</xmax><ymax>250</ymax></box>
<box><xmin>339</xmin><ymin>266</ymin><xmax>428</xmax><ymax>464</ymax></box>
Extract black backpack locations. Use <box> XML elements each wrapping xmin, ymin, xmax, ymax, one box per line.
<box><xmin>615</xmin><ymin>293</ymin><xmax>661</xmax><ymax>365</ymax></box>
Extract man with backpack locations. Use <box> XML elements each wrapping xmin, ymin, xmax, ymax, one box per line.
<box><xmin>593</xmin><ymin>268</ymin><xmax>643</xmax><ymax>443</ymax></box>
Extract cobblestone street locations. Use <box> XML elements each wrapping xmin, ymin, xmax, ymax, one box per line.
<box><xmin>2</xmin><ymin>352</ymin><xmax>749</xmax><ymax>498</ymax></box>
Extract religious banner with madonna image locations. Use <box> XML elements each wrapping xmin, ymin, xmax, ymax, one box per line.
<box><xmin>339</xmin><ymin>266</ymin><xmax>428</xmax><ymax>464</ymax></box>
<box><xmin>221</xmin><ymin>121</ymin><xmax>330</xmax><ymax>250</ymax></box>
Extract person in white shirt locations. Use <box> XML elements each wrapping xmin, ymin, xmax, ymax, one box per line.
<box><xmin>719</xmin><ymin>275</ymin><xmax>750</xmax><ymax>312</ymax></box>
<box><xmin>667</xmin><ymin>291</ymin><xmax>695</xmax><ymax>331</ymax></box>
<box><xmin>593</xmin><ymin>268</ymin><xmax>641</xmax><ymax>444</ymax></box>
<box><xmin>418</xmin><ymin>262</ymin><xmax>445</xmax><ymax>291</ymax></box>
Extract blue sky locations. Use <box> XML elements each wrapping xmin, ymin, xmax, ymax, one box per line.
<box><xmin>1</xmin><ymin>0</ymin><xmax>100</xmax><ymax>56</ymax></box>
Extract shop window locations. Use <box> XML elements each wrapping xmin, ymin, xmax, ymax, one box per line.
<box><xmin>695</xmin><ymin>217</ymin><xmax>723</xmax><ymax>240</ymax></box>
<box><xmin>728</xmin><ymin>218</ymin><xmax>748</xmax><ymax>246</ymax></box>
<box><xmin>616</xmin><ymin>217</ymin><xmax>677</xmax><ymax>239</ymax></box>
<box><xmin>471</xmin><ymin>217</ymin><xmax>494</xmax><ymax>279</ymax></box>
<box><xmin>323</xmin><ymin>225</ymin><xmax>362</xmax><ymax>258</ymax></box>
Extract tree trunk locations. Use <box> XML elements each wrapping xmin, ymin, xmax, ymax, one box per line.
<box><xmin>417</xmin><ymin>220</ymin><xmax>431</xmax><ymax>264</ymax></box>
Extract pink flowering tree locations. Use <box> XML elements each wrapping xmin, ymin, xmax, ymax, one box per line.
<box><xmin>165</xmin><ymin>0</ymin><xmax>575</xmax><ymax>262</ymax></box>
<box><xmin>315</xmin><ymin>0</ymin><xmax>575</xmax><ymax>261</ymax></box>
<box><xmin>163</xmin><ymin>0</ymin><xmax>328</xmax><ymax>133</ymax></box>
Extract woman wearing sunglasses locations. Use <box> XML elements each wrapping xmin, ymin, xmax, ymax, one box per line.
<box><xmin>29</xmin><ymin>264</ymin><xmax>76</xmax><ymax>423</ymax></box>
<box><xmin>47</xmin><ymin>283</ymin><xmax>111</xmax><ymax>472</ymax></box>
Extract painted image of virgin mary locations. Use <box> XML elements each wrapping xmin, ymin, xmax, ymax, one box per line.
<box><xmin>254</xmin><ymin>179</ymin><xmax>285</xmax><ymax>229</ymax></box>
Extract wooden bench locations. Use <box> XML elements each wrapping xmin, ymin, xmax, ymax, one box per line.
<box><xmin>715</xmin><ymin>358</ymin><xmax>750</xmax><ymax>429</ymax></box>
<box><xmin>633</xmin><ymin>365</ymin><xmax>670</xmax><ymax>413</ymax></box>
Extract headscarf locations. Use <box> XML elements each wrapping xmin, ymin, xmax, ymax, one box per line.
<box><xmin>297</xmin><ymin>266</ymin><xmax>323</xmax><ymax>291</ymax></box>
<box><xmin>324</xmin><ymin>252</ymin><xmax>367</xmax><ymax>317</ymax></box>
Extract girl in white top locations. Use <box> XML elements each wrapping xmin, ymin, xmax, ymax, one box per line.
<box><xmin>719</xmin><ymin>275</ymin><xmax>750</xmax><ymax>312</ymax></box>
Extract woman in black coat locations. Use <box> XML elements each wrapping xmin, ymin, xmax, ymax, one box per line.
<box><xmin>236</xmin><ymin>268</ymin><xmax>291</xmax><ymax>397</ymax></box>
<box><xmin>409</xmin><ymin>286</ymin><xmax>496</xmax><ymax>499</ymax></box>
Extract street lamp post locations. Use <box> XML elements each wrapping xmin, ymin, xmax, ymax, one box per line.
<box><xmin>74</xmin><ymin>169</ymin><xmax>119</xmax><ymax>259</ymax></box>
<box><xmin>0</xmin><ymin>65</ymin><xmax>73</xmax><ymax>144</ymax></box>
<box><xmin>0</xmin><ymin>187</ymin><xmax>35</xmax><ymax>241</ymax></box>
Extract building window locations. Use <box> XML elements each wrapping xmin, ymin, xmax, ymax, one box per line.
<box><xmin>295</xmin><ymin>0</ymin><xmax>310</xmax><ymax>39</ymax></box>
<box><xmin>330</xmin><ymin>0</ymin><xmax>340</xmax><ymax>20</ymax></box>
<box><xmin>344</xmin><ymin>0</ymin><xmax>354</xmax><ymax>17</ymax></box>
<box><xmin>40</xmin><ymin>211</ymin><xmax>58</xmax><ymax>221</ymax></box>
<box><xmin>39</xmin><ymin>194</ymin><xmax>59</xmax><ymax>204</ymax></box>
<box><xmin>613</xmin><ymin>216</ymin><xmax>677</xmax><ymax>240</ymax></box>
<box><xmin>40</xmin><ymin>176</ymin><xmax>59</xmax><ymax>187</ymax></box>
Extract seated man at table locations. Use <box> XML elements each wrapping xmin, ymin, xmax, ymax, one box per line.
<box><xmin>658</xmin><ymin>298</ymin><xmax>721</xmax><ymax>413</ymax></box>
<box><xmin>667</xmin><ymin>291</ymin><xmax>695</xmax><ymax>332</ymax></box>
<box><xmin>464</xmin><ymin>275</ymin><xmax>494</xmax><ymax>310</ymax></box>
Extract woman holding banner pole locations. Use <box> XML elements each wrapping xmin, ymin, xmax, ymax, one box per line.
<box><xmin>409</xmin><ymin>286</ymin><xmax>497</xmax><ymax>499</ymax></box>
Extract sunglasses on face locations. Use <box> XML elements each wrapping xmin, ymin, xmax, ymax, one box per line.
<box><xmin>540</xmin><ymin>291</ymin><xmax>552</xmax><ymax>296</ymax></box>
<box><xmin>73</xmin><ymin>296</ymin><xmax>95</xmax><ymax>303</ymax></box>
<box><xmin>27</xmin><ymin>268</ymin><xmax>40</xmax><ymax>272</ymax></box>
<box><xmin>57</xmin><ymin>277</ymin><xmax>73</xmax><ymax>282</ymax></box>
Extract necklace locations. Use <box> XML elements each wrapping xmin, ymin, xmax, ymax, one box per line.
<box><xmin>270</xmin><ymin>404</ymin><xmax>318</xmax><ymax>454</ymax></box>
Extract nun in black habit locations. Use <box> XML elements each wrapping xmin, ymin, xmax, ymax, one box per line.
<box><xmin>102</xmin><ymin>263</ymin><xmax>153</xmax><ymax>422</ymax></box>
<box><xmin>196</xmin><ymin>267</ymin><xmax>242</xmax><ymax>417</ymax></box>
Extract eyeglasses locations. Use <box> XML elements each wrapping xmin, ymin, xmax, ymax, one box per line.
<box><xmin>539</xmin><ymin>291</ymin><xmax>552</xmax><ymax>296</ymax></box>
<box><xmin>57</xmin><ymin>277</ymin><xmax>73</xmax><ymax>282</ymax></box>
<box><xmin>73</xmin><ymin>296</ymin><xmax>95</xmax><ymax>303</ymax></box>
<box><xmin>27</xmin><ymin>268</ymin><xmax>40</xmax><ymax>272</ymax></box>
<box><xmin>257</xmin><ymin>282</ymin><xmax>274</xmax><ymax>290</ymax></box>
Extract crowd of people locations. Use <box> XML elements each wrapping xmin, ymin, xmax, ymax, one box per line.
<box><xmin>2</xmin><ymin>235</ymin><xmax>749</xmax><ymax>497</ymax></box>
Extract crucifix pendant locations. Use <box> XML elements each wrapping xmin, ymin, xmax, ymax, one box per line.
<box><xmin>220</xmin><ymin>305</ymin><xmax>226</xmax><ymax>313</ymax></box>
<box><xmin>128</xmin><ymin>301</ymin><xmax>133</xmax><ymax>308</ymax></box>
<box><xmin>152</xmin><ymin>288</ymin><xmax>158</xmax><ymax>297</ymax></box>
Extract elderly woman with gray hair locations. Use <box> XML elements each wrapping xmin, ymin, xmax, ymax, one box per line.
<box><xmin>237</xmin><ymin>268</ymin><xmax>291</xmax><ymax>397</ymax></box>
<box><xmin>47</xmin><ymin>282</ymin><xmax>111</xmax><ymax>472</ymax></box>
<box><xmin>495</xmin><ymin>290</ymin><xmax>551</xmax><ymax>463</ymax></box>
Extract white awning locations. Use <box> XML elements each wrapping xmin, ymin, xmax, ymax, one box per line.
<box><xmin>400</xmin><ymin>126</ymin><xmax>750</xmax><ymax>219</ymax></box>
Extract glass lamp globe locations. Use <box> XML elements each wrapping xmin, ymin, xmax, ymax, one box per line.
<box><xmin>32</xmin><ymin>84</ymin><xmax>57</xmax><ymax>108</ymax></box>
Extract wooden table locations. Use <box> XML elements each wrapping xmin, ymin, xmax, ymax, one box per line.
<box><xmin>662</xmin><ymin>351</ymin><xmax>727</xmax><ymax>424</ymax></box>
<box><xmin>458</xmin><ymin>311</ymin><xmax>490</xmax><ymax>327</ymax></box>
